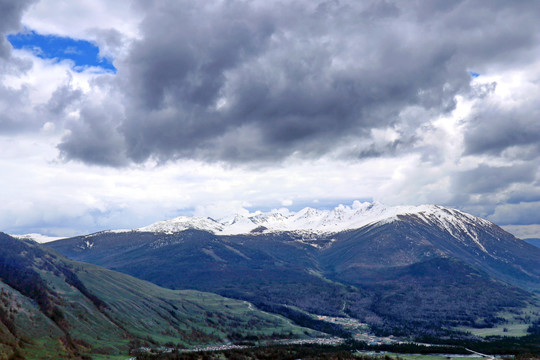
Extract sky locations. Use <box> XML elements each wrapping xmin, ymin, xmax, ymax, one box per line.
<box><xmin>1</xmin><ymin>0</ymin><xmax>540</xmax><ymax>239</ymax></box>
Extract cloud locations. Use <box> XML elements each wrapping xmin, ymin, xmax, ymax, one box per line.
<box><xmin>506</xmin><ymin>186</ymin><xmax>540</xmax><ymax>205</ymax></box>
<box><xmin>0</xmin><ymin>0</ymin><xmax>46</xmax><ymax>133</ymax></box>
<box><xmin>2</xmin><ymin>0</ymin><xmax>540</xmax><ymax>236</ymax></box>
<box><xmin>57</xmin><ymin>0</ymin><xmax>540</xmax><ymax>166</ymax></box>
<box><xmin>0</xmin><ymin>0</ymin><xmax>36</xmax><ymax>58</ymax></box>
<box><xmin>58</xmin><ymin>92</ymin><xmax>129</xmax><ymax>167</ymax></box>
<box><xmin>453</xmin><ymin>163</ymin><xmax>537</xmax><ymax>195</ymax></box>
<box><xmin>114</xmin><ymin>0</ymin><xmax>471</xmax><ymax>165</ymax></box>
<box><xmin>44</xmin><ymin>76</ymin><xmax>82</xmax><ymax>114</ymax></box>
<box><xmin>0</xmin><ymin>85</ymin><xmax>33</xmax><ymax>132</ymax></box>
<box><xmin>502</xmin><ymin>224</ymin><xmax>540</xmax><ymax>239</ymax></box>
<box><xmin>464</xmin><ymin>81</ymin><xmax>540</xmax><ymax>157</ymax></box>
<box><xmin>20</xmin><ymin>0</ymin><xmax>141</xmax><ymax>41</ymax></box>
<box><xmin>0</xmin><ymin>51</ymin><xmax>98</xmax><ymax>135</ymax></box>
<box><xmin>488</xmin><ymin>202</ymin><xmax>540</xmax><ymax>226</ymax></box>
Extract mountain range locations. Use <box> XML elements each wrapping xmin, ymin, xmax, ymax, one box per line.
<box><xmin>95</xmin><ymin>201</ymin><xmax>493</xmax><ymax>236</ymax></box>
<box><xmin>46</xmin><ymin>202</ymin><xmax>540</xmax><ymax>338</ymax></box>
<box><xmin>0</xmin><ymin>233</ymin><xmax>311</xmax><ymax>359</ymax></box>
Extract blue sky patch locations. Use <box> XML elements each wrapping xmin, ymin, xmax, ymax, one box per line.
<box><xmin>8</xmin><ymin>30</ymin><xmax>116</xmax><ymax>73</ymax></box>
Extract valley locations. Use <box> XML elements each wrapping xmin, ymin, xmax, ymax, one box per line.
<box><xmin>0</xmin><ymin>233</ymin><xmax>315</xmax><ymax>359</ymax></box>
<box><xmin>3</xmin><ymin>203</ymin><xmax>540</xmax><ymax>358</ymax></box>
<box><xmin>43</xmin><ymin>204</ymin><xmax>540</xmax><ymax>357</ymax></box>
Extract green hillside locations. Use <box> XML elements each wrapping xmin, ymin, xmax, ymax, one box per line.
<box><xmin>0</xmin><ymin>233</ymin><xmax>312</xmax><ymax>359</ymax></box>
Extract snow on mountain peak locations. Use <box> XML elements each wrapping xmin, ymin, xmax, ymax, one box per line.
<box><xmin>10</xmin><ymin>233</ymin><xmax>65</xmax><ymax>243</ymax></box>
<box><xmin>138</xmin><ymin>216</ymin><xmax>224</xmax><ymax>234</ymax></box>
<box><xmin>133</xmin><ymin>202</ymin><xmax>487</xmax><ymax>236</ymax></box>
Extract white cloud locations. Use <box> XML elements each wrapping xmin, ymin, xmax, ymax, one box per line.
<box><xmin>0</xmin><ymin>133</ymin><xmax>414</xmax><ymax>235</ymax></box>
<box><xmin>281</xmin><ymin>199</ymin><xmax>293</xmax><ymax>207</ymax></box>
<box><xmin>22</xmin><ymin>0</ymin><xmax>142</xmax><ymax>40</ymax></box>
<box><xmin>6</xmin><ymin>49</ymin><xmax>90</xmax><ymax>104</ymax></box>
<box><xmin>502</xmin><ymin>225</ymin><xmax>540</xmax><ymax>239</ymax></box>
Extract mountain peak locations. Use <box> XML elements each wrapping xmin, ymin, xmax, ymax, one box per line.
<box><xmin>138</xmin><ymin>216</ymin><xmax>224</xmax><ymax>234</ymax></box>
<box><xmin>129</xmin><ymin>202</ymin><xmax>484</xmax><ymax>236</ymax></box>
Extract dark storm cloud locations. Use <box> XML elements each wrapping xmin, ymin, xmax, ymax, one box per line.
<box><xmin>0</xmin><ymin>0</ymin><xmax>36</xmax><ymax>59</ymax></box>
<box><xmin>58</xmin><ymin>99</ymin><xmax>128</xmax><ymax>167</ymax></box>
<box><xmin>89</xmin><ymin>28</ymin><xmax>125</xmax><ymax>59</ymax></box>
<box><xmin>506</xmin><ymin>187</ymin><xmax>540</xmax><ymax>205</ymax></box>
<box><xmin>0</xmin><ymin>0</ymin><xmax>36</xmax><ymax>74</ymax></box>
<box><xmin>453</xmin><ymin>163</ymin><xmax>537</xmax><ymax>195</ymax></box>
<box><xmin>0</xmin><ymin>86</ymin><xmax>34</xmax><ymax>133</ymax></box>
<box><xmin>464</xmin><ymin>99</ymin><xmax>540</xmax><ymax>156</ymax></box>
<box><xmin>489</xmin><ymin>202</ymin><xmax>540</xmax><ymax>226</ymax></box>
<box><xmin>0</xmin><ymin>0</ymin><xmax>41</xmax><ymax>133</ymax></box>
<box><xmin>45</xmin><ymin>80</ymin><xmax>83</xmax><ymax>115</ymax></box>
<box><xmin>57</xmin><ymin>0</ymin><xmax>540</xmax><ymax>166</ymax></box>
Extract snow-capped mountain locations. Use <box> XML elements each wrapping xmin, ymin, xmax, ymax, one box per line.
<box><xmin>138</xmin><ymin>216</ymin><xmax>226</xmax><ymax>234</ymax></box>
<box><xmin>134</xmin><ymin>201</ymin><xmax>492</xmax><ymax>237</ymax></box>
<box><xmin>46</xmin><ymin>200</ymin><xmax>540</xmax><ymax>337</ymax></box>
<box><xmin>11</xmin><ymin>233</ymin><xmax>65</xmax><ymax>243</ymax></box>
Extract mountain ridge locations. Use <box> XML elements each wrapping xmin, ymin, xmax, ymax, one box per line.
<box><xmin>86</xmin><ymin>202</ymin><xmax>496</xmax><ymax>238</ymax></box>
<box><xmin>46</xmin><ymin>203</ymin><xmax>540</xmax><ymax>338</ymax></box>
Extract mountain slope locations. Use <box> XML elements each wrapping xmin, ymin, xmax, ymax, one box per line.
<box><xmin>46</xmin><ymin>203</ymin><xmax>540</xmax><ymax>337</ymax></box>
<box><xmin>0</xmin><ymin>233</ymin><xmax>311</xmax><ymax>359</ymax></box>
<box><xmin>525</xmin><ymin>238</ymin><xmax>540</xmax><ymax>249</ymax></box>
<box><xmin>322</xmin><ymin>213</ymin><xmax>540</xmax><ymax>291</ymax></box>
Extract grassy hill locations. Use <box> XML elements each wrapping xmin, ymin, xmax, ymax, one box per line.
<box><xmin>0</xmin><ymin>233</ymin><xmax>312</xmax><ymax>359</ymax></box>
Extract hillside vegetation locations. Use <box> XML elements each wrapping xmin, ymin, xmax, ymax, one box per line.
<box><xmin>0</xmin><ymin>233</ymin><xmax>312</xmax><ymax>359</ymax></box>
